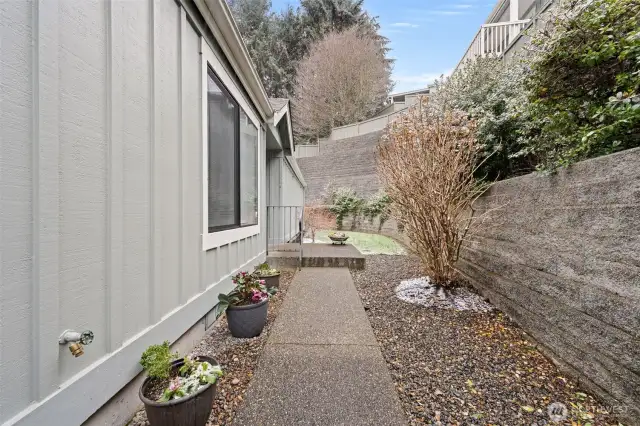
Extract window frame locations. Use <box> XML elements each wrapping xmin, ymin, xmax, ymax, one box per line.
<box><xmin>201</xmin><ymin>39</ymin><xmax>261</xmax><ymax>251</ymax></box>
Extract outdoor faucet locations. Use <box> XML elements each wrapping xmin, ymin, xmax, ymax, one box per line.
<box><xmin>58</xmin><ymin>329</ymin><xmax>94</xmax><ymax>357</ymax></box>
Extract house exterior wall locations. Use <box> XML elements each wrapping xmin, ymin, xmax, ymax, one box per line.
<box><xmin>282</xmin><ymin>157</ymin><xmax>305</xmax><ymax>208</ymax></box>
<box><xmin>0</xmin><ymin>1</ymin><xmax>267</xmax><ymax>425</ymax></box>
<box><xmin>457</xmin><ymin>148</ymin><xmax>640</xmax><ymax>424</ymax></box>
<box><xmin>266</xmin><ymin>153</ymin><xmax>305</xmax><ymax>245</ymax></box>
<box><xmin>293</xmin><ymin>144</ymin><xmax>320</xmax><ymax>159</ymax></box>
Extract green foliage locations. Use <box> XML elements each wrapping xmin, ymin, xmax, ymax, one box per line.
<box><xmin>433</xmin><ymin>58</ymin><xmax>535</xmax><ymax>180</ymax></box>
<box><xmin>326</xmin><ymin>187</ymin><xmax>363</xmax><ymax>229</ymax></box>
<box><xmin>519</xmin><ymin>0</ymin><xmax>640</xmax><ymax>170</ymax></box>
<box><xmin>255</xmin><ymin>262</ymin><xmax>280</xmax><ymax>276</ymax></box>
<box><xmin>159</xmin><ymin>359</ymin><xmax>223</xmax><ymax>402</ymax></box>
<box><xmin>362</xmin><ymin>192</ymin><xmax>391</xmax><ymax>230</ymax></box>
<box><xmin>435</xmin><ymin>0</ymin><xmax>639</xmax><ymax>178</ymax></box>
<box><xmin>140</xmin><ymin>341</ymin><xmax>179</xmax><ymax>380</ymax></box>
<box><xmin>326</xmin><ymin>187</ymin><xmax>392</xmax><ymax>230</ymax></box>
<box><xmin>213</xmin><ymin>271</ymin><xmax>275</xmax><ymax>319</ymax></box>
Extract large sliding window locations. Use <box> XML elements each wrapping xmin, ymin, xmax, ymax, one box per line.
<box><xmin>207</xmin><ymin>68</ymin><xmax>239</xmax><ymax>232</ymax></box>
<box><xmin>240</xmin><ymin>110</ymin><xmax>258</xmax><ymax>226</ymax></box>
<box><xmin>202</xmin><ymin>43</ymin><xmax>260</xmax><ymax>250</ymax></box>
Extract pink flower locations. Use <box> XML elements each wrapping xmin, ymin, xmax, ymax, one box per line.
<box><xmin>259</xmin><ymin>280</ymin><xmax>266</xmax><ymax>285</ymax></box>
<box><xmin>241</xmin><ymin>272</ymin><xmax>247</xmax><ymax>277</ymax></box>
<box><xmin>169</xmin><ymin>378</ymin><xmax>181</xmax><ymax>392</ymax></box>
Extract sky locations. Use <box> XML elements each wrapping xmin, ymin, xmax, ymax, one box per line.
<box><xmin>270</xmin><ymin>0</ymin><xmax>496</xmax><ymax>94</ymax></box>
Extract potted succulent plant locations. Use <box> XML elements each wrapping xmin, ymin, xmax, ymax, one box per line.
<box><xmin>328</xmin><ymin>231</ymin><xmax>349</xmax><ymax>244</ymax></box>
<box><xmin>214</xmin><ymin>271</ymin><xmax>276</xmax><ymax>338</ymax></box>
<box><xmin>254</xmin><ymin>262</ymin><xmax>281</xmax><ymax>289</ymax></box>
<box><xmin>138</xmin><ymin>341</ymin><xmax>223</xmax><ymax>426</ymax></box>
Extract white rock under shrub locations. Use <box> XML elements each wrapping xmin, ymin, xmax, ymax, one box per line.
<box><xmin>394</xmin><ymin>277</ymin><xmax>494</xmax><ymax>312</ymax></box>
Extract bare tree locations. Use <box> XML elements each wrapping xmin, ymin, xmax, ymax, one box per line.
<box><xmin>376</xmin><ymin>98</ymin><xmax>490</xmax><ymax>286</ymax></box>
<box><xmin>293</xmin><ymin>27</ymin><xmax>392</xmax><ymax>140</ymax></box>
<box><xmin>304</xmin><ymin>205</ymin><xmax>336</xmax><ymax>242</ymax></box>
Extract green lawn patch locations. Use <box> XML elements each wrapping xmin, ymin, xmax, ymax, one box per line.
<box><xmin>313</xmin><ymin>230</ymin><xmax>405</xmax><ymax>255</ymax></box>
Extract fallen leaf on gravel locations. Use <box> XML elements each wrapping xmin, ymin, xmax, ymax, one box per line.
<box><xmin>350</xmin><ymin>255</ymin><xmax>621</xmax><ymax>426</ymax></box>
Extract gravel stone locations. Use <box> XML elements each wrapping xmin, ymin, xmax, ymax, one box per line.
<box><xmin>128</xmin><ymin>270</ymin><xmax>295</xmax><ymax>426</ymax></box>
<box><xmin>351</xmin><ymin>255</ymin><xmax>621</xmax><ymax>425</ymax></box>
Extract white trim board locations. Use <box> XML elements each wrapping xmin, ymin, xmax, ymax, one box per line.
<box><xmin>201</xmin><ymin>37</ymin><xmax>262</xmax><ymax>251</ymax></box>
<box><xmin>3</xmin><ymin>251</ymin><xmax>266</xmax><ymax>426</ymax></box>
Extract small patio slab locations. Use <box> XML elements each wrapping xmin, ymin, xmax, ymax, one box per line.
<box><xmin>233</xmin><ymin>267</ymin><xmax>405</xmax><ymax>425</ymax></box>
<box><xmin>267</xmin><ymin>243</ymin><xmax>365</xmax><ymax>269</ymax></box>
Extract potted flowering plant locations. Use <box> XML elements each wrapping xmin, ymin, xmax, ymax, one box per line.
<box><xmin>214</xmin><ymin>271</ymin><xmax>276</xmax><ymax>338</ymax></box>
<box><xmin>138</xmin><ymin>341</ymin><xmax>223</xmax><ymax>426</ymax></box>
<box><xmin>328</xmin><ymin>231</ymin><xmax>349</xmax><ymax>244</ymax></box>
<box><xmin>254</xmin><ymin>262</ymin><xmax>281</xmax><ymax>289</ymax></box>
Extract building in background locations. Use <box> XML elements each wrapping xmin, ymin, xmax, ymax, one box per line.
<box><xmin>455</xmin><ymin>0</ymin><xmax>556</xmax><ymax>69</ymax></box>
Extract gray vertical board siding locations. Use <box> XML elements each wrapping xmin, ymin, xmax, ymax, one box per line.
<box><xmin>282</xmin><ymin>157</ymin><xmax>304</xmax><ymax>206</ymax></box>
<box><xmin>107</xmin><ymin>0</ymin><xmax>125</xmax><ymax>355</ymax></box>
<box><xmin>0</xmin><ymin>1</ymin><xmax>34</xmax><ymax>421</ymax></box>
<box><xmin>457</xmin><ymin>148</ymin><xmax>640</xmax><ymax>423</ymax></box>
<box><xmin>57</xmin><ymin>0</ymin><xmax>109</xmax><ymax>385</ymax></box>
<box><xmin>121</xmin><ymin>0</ymin><xmax>153</xmax><ymax>342</ymax></box>
<box><xmin>180</xmin><ymin>12</ymin><xmax>202</xmax><ymax>302</ymax></box>
<box><xmin>153</xmin><ymin>0</ymin><xmax>181</xmax><ymax>319</ymax></box>
<box><xmin>0</xmin><ymin>0</ymin><xmax>269</xmax><ymax>422</ymax></box>
<box><xmin>33</xmin><ymin>0</ymin><xmax>62</xmax><ymax>403</ymax></box>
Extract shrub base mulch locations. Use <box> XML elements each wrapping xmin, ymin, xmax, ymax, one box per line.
<box><xmin>351</xmin><ymin>255</ymin><xmax>620</xmax><ymax>425</ymax></box>
<box><xmin>129</xmin><ymin>270</ymin><xmax>296</xmax><ymax>426</ymax></box>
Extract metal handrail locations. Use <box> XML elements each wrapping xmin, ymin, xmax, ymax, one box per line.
<box><xmin>266</xmin><ymin>205</ymin><xmax>304</xmax><ymax>259</ymax></box>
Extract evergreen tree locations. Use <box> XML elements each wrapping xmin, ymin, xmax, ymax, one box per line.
<box><xmin>228</xmin><ymin>0</ymin><xmax>392</xmax><ymax>101</ymax></box>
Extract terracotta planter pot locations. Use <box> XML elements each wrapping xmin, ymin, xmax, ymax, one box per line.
<box><xmin>259</xmin><ymin>272</ymin><xmax>280</xmax><ymax>289</ymax></box>
<box><xmin>226</xmin><ymin>299</ymin><xmax>268</xmax><ymax>338</ymax></box>
<box><xmin>139</xmin><ymin>356</ymin><xmax>218</xmax><ymax>426</ymax></box>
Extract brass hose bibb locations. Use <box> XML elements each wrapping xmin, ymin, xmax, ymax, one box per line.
<box><xmin>58</xmin><ymin>329</ymin><xmax>94</xmax><ymax>357</ymax></box>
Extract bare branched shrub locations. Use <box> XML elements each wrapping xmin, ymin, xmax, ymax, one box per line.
<box><xmin>377</xmin><ymin>99</ymin><xmax>490</xmax><ymax>286</ymax></box>
<box><xmin>304</xmin><ymin>205</ymin><xmax>336</xmax><ymax>242</ymax></box>
<box><xmin>293</xmin><ymin>27</ymin><xmax>392</xmax><ymax>140</ymax></box>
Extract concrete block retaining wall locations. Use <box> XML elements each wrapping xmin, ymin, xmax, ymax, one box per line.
<box><xmin>339</xmin><ymin>216</ymin><xmax>408</xmax><ymax>247</ymax></box>
<box><xmin>297</xmin><ymin>131</ymin><xmax>384</xmax><ymax>202</ymax></box>
<box><xmin>457</xmin><ymin>148</ymin><xmax>640</xmax><ymax>424</ymax></box>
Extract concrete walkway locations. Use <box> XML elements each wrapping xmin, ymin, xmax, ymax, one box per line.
<box><xmin>234</xmin><ymin>268</ymin><xmax>406</xmax><ymax>425</ymax></box>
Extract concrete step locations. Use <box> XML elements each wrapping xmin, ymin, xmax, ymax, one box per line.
<box><xmin>266</xmin><ymin>243</ymin><xmax>365</xmax><ymax>270</ymax></box>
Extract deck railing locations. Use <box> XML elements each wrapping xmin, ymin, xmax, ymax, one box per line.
<box><xmin>455</xmin><ymin>19</ymin><xmax>531</xmax><ymax>71</ymax></box>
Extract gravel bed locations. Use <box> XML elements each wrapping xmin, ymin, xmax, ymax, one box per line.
<box><xmin>128</xmin><ymin>270</ymin><xmax>296</xmax><ymax>426</ymax></box>
<box><xmin>351</xmin><ymin>255</ymin><xmax>620</xmax><ymax>425</ymax></box>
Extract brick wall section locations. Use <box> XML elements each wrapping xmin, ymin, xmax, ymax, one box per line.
<box><xmin>297</xmin><ymin>131</ymin><xmax>384</xmax><ymax>202</ymax></box>
<box><xmin>457</xmin><ymin>148</ymin><xmax>640</xmax><ymax>423</ymax></box>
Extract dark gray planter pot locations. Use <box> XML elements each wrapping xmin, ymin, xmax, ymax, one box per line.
<box><xmin>139</xmin><ymin>356</ymin><xmax>218</xmax><ymax>426</ymax></box>
<box><xmin>329</xmin><ymin>235</ymin><xmax>349</xmax><ymax>245</ymax></box>
<box><xmin>259</xmin><ymin>273</ymin><xmax>280</xmax><ymax>289</ymax></box>
<box><xmin>226</xmin><ymin>299</ymin><xmax>268</xmax><ymax>338</ymax></box>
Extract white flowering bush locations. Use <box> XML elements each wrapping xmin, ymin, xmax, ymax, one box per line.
<box><xmin>159</xmin><ymin>357</ymin><xmax>223</xmax><ymax>402</ymax></box>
